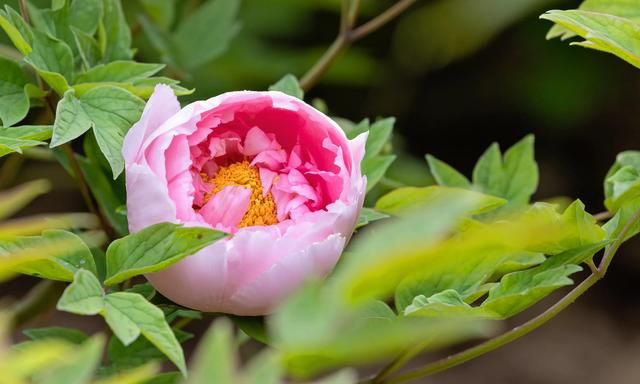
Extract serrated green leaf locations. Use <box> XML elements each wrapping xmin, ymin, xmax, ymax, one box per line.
<box><xmin>541</xmin><ymin>10</ymin><xmax>640</xmax><ymax>69</ymax></box>
<box><xmin>362</xmin><ymin>154</ymin><xmax>396</xmax><ymax>192</ymax></box>
<box><xmin>355</xmin><ymin>207</ymin><xmax>389</xmax><ymax>229</ymax></box>
<box><xmin>23</xmin><ymin>326</ymin><xmax>89</xmax><ymax>345</ymax></box>
<box><xmin>104</xmin><ymin>222</ymin><xmax>226</xmax><ymax>286</ymax></box>
<box><xmin>173</xmin><ymin>0</ymin><xmax>241</xmax><ymax>69</ymax></box>
<box><xmin>0</xmin><ymin>57</ymin><xmax>30</xmax><ymax>127</ymax></box>
<box><xmin>76</xmin><ymin>61</ymin><xmax>165</xmax><ymax>84</ymax></box>
<box><xmin>57</xmin><ymin>269</ymin><xmax>104</xmax><ymax>315</ymax></box>
<box><xmin>404</xmin><ymin>289</ymin><xmax>500</xmax><ymax>318</ymax></box>
<box><xmin>0</xmin><ymin>230</ymin><xmax>96</xmax><ymax>281</ymax></box>
<box><xmin>102</xmin><ymin>0</ymin><xmax>133</xmax><ymax>61</ymax></box>
<box><xmin>187</xmin><ymin>318</ymin><xmax>237</xmax><ymax>384</ymax></box>
<box><xmin>103</xmin><ymin>292</ymin><xmax>186</xmax><ymax>375</ymax></box>
<box><xmin>269</xmin><ymin>74</ymin><xmax>304</xmax><ymax>99</ymax></box>
<box><xmin>376</xmin><ymin>186</ymin><xmax>507</xmax><ymax>217</ymax></box>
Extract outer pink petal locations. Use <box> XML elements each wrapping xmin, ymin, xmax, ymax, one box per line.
<box><xmin>229</xmin><ymin>234</ymin><xmax>346</xmax><ymax>315</ymax></box>
<box><xmin>125</xmin><ymin>164</ymin><xmax>176</xmax><ymax>232</ymax></box>
<box><xmin>123</xmin><ymin>84</ymin><xmax>180</xmax><ymax>165</ymax></box>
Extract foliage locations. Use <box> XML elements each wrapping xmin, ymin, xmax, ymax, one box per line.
<box><xmin>0</xmin><ymin>0</ymin><xmax>639</xmax><ymax>383</ymax></box>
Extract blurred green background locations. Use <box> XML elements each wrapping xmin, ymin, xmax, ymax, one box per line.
<box><xmin>2</xmin><ymin>0</ymin><xmax>640</xmax><ymax>382</ymax></box>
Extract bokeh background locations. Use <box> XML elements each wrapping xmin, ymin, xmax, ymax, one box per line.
<box><xmin>3</xmin><ymin>0</ymin><xmax>640</xmax><ymax>382</ymax></box>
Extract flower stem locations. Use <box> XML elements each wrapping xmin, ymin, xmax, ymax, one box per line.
<box><xmin>300</xmin><ymin>0</ymin><xmax>418</xmax><ymax>91</ymax></box>
<box><xmin>373</xmin><ymin>207</ymin><xmax>640</xmax><ymax>384</ymax></box>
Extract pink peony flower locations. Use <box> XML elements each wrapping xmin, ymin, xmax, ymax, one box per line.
<box><xmin>122</xmin><ymin>85</ymin><xmax>367</xmax><ymax>315</ymax></box>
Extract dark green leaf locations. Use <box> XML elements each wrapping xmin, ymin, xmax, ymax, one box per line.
<box><xmin>0</xmin><ymin>230</ymin><xmax>97</xmax><ymax>281</ymax></box>
<box><xmin>0</xmin><ymin>57</ymin><xmax>30</xmax><ymax>127</ymax></box>
<box><xmin>268</xmin><ymin>74</ymin><xmax>303</xmax><ymax>99</ymax></box>
<box><xmin>75</xmin><ymin>61</ymin><xmax>165</xmax><ymax>84</ymax></box>
<box><xmin>23</xmin><ymin>326</ymin><xmax>89</xmax><ymax>345</ymax></box>
<box><xmin>426</xmin><ymin>154</ymin><xmax>471</xmax><ymax>188</ymax></box>
<box><xmin>104</xmin><ymin>222</ymin><xmax>226</xmax><ymax>286</ymax></box>
<box><xmin>101</xmin><ymin>0</ymin><xmax>133</xmax><ymax>61</ymax></box>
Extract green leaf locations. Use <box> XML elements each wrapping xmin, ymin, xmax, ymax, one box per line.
<box><xmin>23</xmin><ymin>326</ymin><xmax>89</xmax><ymax>345</ymax></box>
<box><xmin>355</xmin><ymin>207</ymin><xmax>389</xmax><ymax>229</ymax></box>
<box><xmin>546</xmin><ymin>0</ymin><xmax>640</xmax><ymax>39</ymax></box>
<box><xmin>404</xmin><ymin>289</ymin><xmax>500</xmax><ymax>318</ymax></box>
<box><xmin>0</xmin><ymin>125</ymin><xmax>53</xmax><ymax>157</ymax></box>
<box><xmin>51</xmin><ymin>87</ymin><xmax>145</xmax><ymax>177</ymax></box>
<box><xmin>103</xmin><ymin>292</ymin><xmax>186</xmax><ymax>375</ymax></box>
<box><xmin>245</xmin><ymin>350</ymin><xmax>282</xmax><ymax>384</ymax></box>
<box><xmin>376</xmin><ymin>186</ymin><xmax>507</xmax><ymax>216</ymax></box>
<box><xmin>101</xmin><ymin>0</ymin><xmax>133</xmax><ymax>61</ymax></box>
<box><xmin>106</xmin><ymin>328</ymin><xmax>192</xmax><ymax>372</ymax></box>
<box><xmin>0</xmin><ymin>179</ymin><xmax>51</xmax><ymax>220</ymax></box>
<box><xmin>271</xmin><ymin>284</ymin><xmax>492</xmax><ymax>378</ymax></box>
<box><xmin>57</xmin><ymin>269</ymin><xmax>104</xmax><ymax>315</ymax></box>
<box><xmin>38</xmin><ymin>335</ymin><xmax>105</xmax><ymax>384</ymax></box>
<box><xmin>51</xmin><ymin>90</ymin><xmax>93</xmax><ymax>147</ymax></box>
<box><xmin>126</xmin><ymin>283</ymin><xmax>156</xmax><ymax>301</ymax></box>
<box><xmin>472</xmin><ymin>135</ymin><xmax>538</xmax><ymax>212</ymax></box>
<box><xmin>604</xmin><ymin>151</ymin><xmax>640</xmax><ymax>211</ymax></box>
<box><xmin>173</xmin><ymin>0</ymin><xmax>241</xmax><ymax>69</ymax></box>
<box><xmin>362</xmin><ymin>155</ymin><xmax>396</xmax><ymax>192</ymax></box>
<box><xmin>75</xmin><ymin>61</ymin><xmax>165</xmax><ymax>84</ymax></box>
<box><xmin>0</xmin><ymin>230</ymin><xmax>97</xmax><ymax>281</ymax></box>
<box><xmin>80</xmin><ymin>86</ymin><xmax>145</xmax><ymax>178</ymax></box>
<box><xmin>187</xmin><ymin>318</ymin><xmax>237</xmax><ymax>384</ymax></box>
<box><xmin>365</xmin><ymin>118</ymin><xmax>394</xmax><ymax>159</ymax></box>
<box><xmin>72</xmin><ymin>27</ymin><xmax>102</xmax><ymax>69</ymax></box>
<box><xmin>78</xmin><ymin>134</ymin><xmax>128</xmax><ymax>236</ymax></box>
<box><xmin>541</xmin><ymin>9</ymin><xmax>640</xmax><ymax>69</ymax></box>
<box><xmin>0</xmin><ymin>8</ymin><xmax>32</xmax><ymax>55</ymax></box>
<box><xmin>70</xmin><ymin>0</ymin><xmax>103</xmax><ymax>35</ymax></box>
<box><xmin>24</xmin><ymin>30</ymin><xmax>73</xmax><ymax>95</ymax></box>
<box><xmin>139</xmin><ymin>0</ymin><xmax>176</xmax><ymax>30</ymax></box>
<box><xmin>0</xmin><ymin>57</ymin><xmax>31</xmax><ymax>127</ymax></box>
<box><xmin>104</xmin><ymin>222</ymin><xmax>226</xmax><ymax>286</ymax></box>
<box><xmin>268</xmin><ymin>74</ymin><xmax>304</xmax><ymax>99</ymax></box>
<box><xmin>230</xmin><ymin>315</ymin><xmax>268</xmax><ymax>344</ymax></box>
<box><xmin>426</xmin><ymin>154</ymin><xmax>471</xmax><ymax>188</ymax></box>
<box><xmin>482</xmin><ymin>241</ymin><xmax>607</xmax><ymax>318</ymax></box>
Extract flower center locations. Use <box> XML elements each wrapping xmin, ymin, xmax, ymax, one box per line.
<box><xmin>202</xmin><ymin>161</ymin><xmax>278</xmax><ymax>227</ymax></box>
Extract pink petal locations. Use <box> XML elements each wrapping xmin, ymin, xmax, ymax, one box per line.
<box><xmin>199</xmin><ymin>186</ymin><xmax>251</xmax><ymax>230</ymax></box>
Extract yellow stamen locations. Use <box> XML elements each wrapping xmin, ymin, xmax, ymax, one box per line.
<box><xmin>201</xmin><ymin>161</ymin><xmax>278</xmax><ymax>227</ymax></box>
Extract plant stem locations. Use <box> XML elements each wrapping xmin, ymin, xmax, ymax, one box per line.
<box><xmin>18</xmin><ymin>0</ymin><xmax>30</xmax><ymax>24</ymax></box>
<box><xmin>593</xmin><ymin>211</ymin><xmax>613</xmax><ymax>222</ymax></box>
<box><xmin>61</xmin><ymin>144</ymin><xmax>114</xmax><ymax>239</ymax></box>
<box><xmin>350</xmin><ymin>0</ymin><xmax>417</xmax><ymax>42</ymax></box>
<box><xmin>300</xmin><ymin>0</ymin><xmax>419</xmax><ymax>91</ymax></box>
<box><xmin>374</xmin><ymin>207</ymin><xmax>640</xmax><ymax>384</ymax></box>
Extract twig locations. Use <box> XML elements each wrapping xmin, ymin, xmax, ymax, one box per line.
<box><xmin>300</xmin><ymin>0</ymin><xmax>419</xmax><ymax>91</ymax></box>
<box><xmin>373</xmin><ymin>208</ymin><xmax>640</xmax><ymax>384</ymax></box>
<box><xmin>61</xmin><ymin>143</ymin><xmax>114</xmax><ymax>240</ymax></box>
<box><xmin>593</xmin><ymin>211</ymin><xmax>613</xmax><ymax>222</ymax></box>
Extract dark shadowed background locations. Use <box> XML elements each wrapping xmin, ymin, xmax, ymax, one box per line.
<box><xmin>3</xmin><ymin>0</ymin><xmax>640</xmax><ymax>382</ymax></box>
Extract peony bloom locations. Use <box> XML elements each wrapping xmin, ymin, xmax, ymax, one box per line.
<box><xmin>122</xmin><ymin>85</ymin><xmax>367</xmax><ymax>315</ymax></box>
